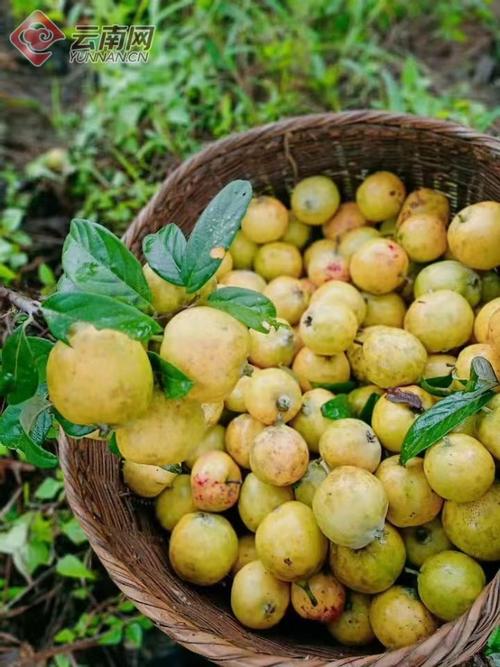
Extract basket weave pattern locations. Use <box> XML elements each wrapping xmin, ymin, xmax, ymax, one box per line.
<box><xmin>60</xmin><ymin>112</ymin><xmax>500</xmax><ymax>666</ymax></box>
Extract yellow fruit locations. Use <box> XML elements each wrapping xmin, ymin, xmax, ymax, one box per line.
<box><xmin>290</xmin><ymin>388</ymin><xmax>334</xmax><ymax>453</ymax></box>
<box><xmin>414</xmin><ymin>260</ymin><xmax>481</xmax><ymax>307</ymax></box>
<box><xmin>423</xmin><ymin>354</ymin><xmax>456</xmax><ymax>379</ymax></box>
<box><xmin>249</xmin><ymin>319</ymin><xmax>295</xmax><ymax>368</ymax></box>
<box><xmin>447</xmin><ymin>201</ymin><xmax>500</xmax><ymax>270</ymax></box>
<box><xmin>402</xmin><ymin>518</ymin><xmax>452</xmax><ymax>568</ymax></box>
<box><xmin>397</xmin><ymin>188</ymin><xmax>449</xmax><ymax>226</ymax></box>
<box><xmin>404</xmin><ymin>290</ymin><xmax>474</xmax><ymax>352</ymax></box>
<box><xmin>453</xmin><ymin>343</ymin><xmax>500</xmax><ymax>388</ymax></box>
<box><xmin>319</xmin><ymin>418</ymin><xmax>381</xmax><ymax>472</ymax></box>
<box><xmin>299</xmin><ymin>302</ymin><xmax>358</xmax><ymax>355</ymax></box>
<box><xmin>350</xmin><ymin>238</ymin><xmax>409</xmax><ymax>294</ymax></box>
<box><xmin>215</xmin><ymin>251</ymin><xmax>233</xmax><ymax>279</ymax></box>
<box><xmin>489</xmin><ymin>308</ymin><xmax>500</xmax><ymax>355</ymax></box>
<box><xmin>396</xmin><ymin>213</ymin><xmax>447</xmax><ymax>262</ymax></box>
<box><xmin>327</xmin><ymin>592</ymin><xmax>374</xmax><ymax>646</ymax></box>
<box><xmin>291</xmin><ymin>175</ymin><xmax>340</xmax><ymax>225</ymax></box>
<box><xmin>225</xmin><ymin>413</ymin><xmax>265</xmax><ymax>469</ymax></box>
<box><xmin>143</xmin><ymin>263</ymin><xmax>186</xmax><ymax>314</ymax></box>
<box><xmin>220</xmin><ymin>269</ymin><xmax>266</xmax><ymax>292</ymax></box>
<box><xmin>476</xmin><ymin>393</ymin><xmax>500</xmax><ymax>460</ymax></box>
<box><xmin>241</xmin><ymin>196</ymin><xmax>289</xmax><ymax>243</ymax></box>
<box><xmin>229</xmin><ymin>230</ymin><xmax>258</xmax><ymax>269</ymax></box>
<box><xmin>338</xmin><ymin>226</ymin><xmax>380</xmax><ymax>260</ymax></box>
<box><xmin>293</xmin><ymin>459</ymin><xmax>329</xmax><ymax>507</ymax></box>
<box><xmin>347</xmin><ymin>384</ymin><xmax>383</xmax><ymax>417</ymax></box>
<box><xmin>115</xmin><ymin>391</ymin><xmax>206</xmax><ymax>466</ymax></box>
<box><xmin>362</xmin><ymin>292</ymin><xmax>406</xmax><ymax>328</ymax></box>
<box><xmin>371</xmin><ymin>386</ymin><xmax>434</xmax><ymax>453</ymax></box>
<box><xmin>185</xmin><ymin>424</ymin><xmax>225</xmax><ymax>469</ymax></box>
<box><xmin>169</xmin><ymin>512</ymin><xmax>238</xmax><ymax>585</ymax></box>
<box><xmin>256</xmin><ymin>501</ymin><xmax>327</xmax><ymax>581</ymax></box>
<box><xmin>263</xmin><ymin>276</ymin><xmax>310</xmax><ymax>325</ymax></box>
<box><xmin>238</xmin><ymin>472</ymin><xmax>293</xmax><ymax>532</ymax></box>
<box><xmin>322</xmin><ymin>202</ymin><xmax>367</xmax><ymax>240</ymax></box>
<box><xmin>474</xmin><ymin>297</ymin><xmax>500</xmax><ymax>343</ymax></box>
<box><xmin>254</xmin><ymin>242</ymin><xmax>302</xmax><ymax>280</ymax></box>
<box><xmin>122</xmin><ymin>461</ymin><xmax>176</xmax><ymax>498</ymax></box>
<box><xmin>356</xmin><ymin>171</ymin><xmax>406</xmax><ymax>222</ymax></box>
<box><xmin>418</xmin><ymin>550</ymin><xmax>485</xmax><ymax>621</ymax></box>
<box><xmin>231</xmin><ymin>560</ymin><xmax>290</xmax><ymax>629</ymax></box>
<box><xmin>160</xmin><ymin>306</ymin><xmax>250</xmax><ymax>402</ymax></box>
<box><xmin>291</xmin><ymin>572</ymin><xmax>345</xmax><ymax>622</ymax></box>
<box><xmin>201</xmin><ymin>401</ymin><xmax>224</xmax><ymax>426</ymax></box>
<box><xmin>310</xmin><ymin>280</ymin><xmax>367</xmax><ymax>324</ymax></box>
<box><xmin>155</xmin><ymin>475</ymin><xmax>196</xmax><ymax>531</ymax></box>
<box><xmin>244</xmin><ymin>368</ymin><xmax>302</xmax><ymax>424</ymax></box>
<box><xmin>232</xmin><ymin>534</ymin><xmax>257</xmax><ymax>575</ymax></box>
<box><xmin>191</xmin><ymin>451</ymin><xmax>241</xmax><ymax>512</ymax></box>
<box><xmin>224</xmin><ymin>371</ymin><xmax>252</xmax><ymax>413</ymax></box>
<box><xmin>369</xmin><ymin>586</ymin><xmax>437</xmax><ymax>649</ymax></box>
<box><xmin>292</xmin><ymin>347</ymin><xmax>350</xmax><ymax>391</ymax></box>
<box><xmin>330</xmin><ymin>523</ymin><xmax>405</xmax><ymax>594</ymax></box>
<box><xmin>376</xmin><ymin>456</ymin><xmax>442</xmax><ymax>528</ymax></box>
<box><xmin>424</xmin><ymin>434</ymin><xmax>495</xmax><ymax>502</ymax></box>
<box><xmin>306</xmin><ymin>240</ymin><xmax>350</xmax><ymax>285</ymax></box>
<box><xmin>250</xmin><ymin>424</ymin><xmax>309</xmax><ymax>486</ymax></box>
<box><xmin>363</xmin><ymin>326</ymin><xmax>427</xmax><ymax>388</ymax></box>
<box><xmin>281</xmin><ymin>212</ymin><xmax>312</xmax><ymax>248</ymax></box>
<box><xmin>313</xmin><ymin>466</ymin><xmax>388</xmax><ymax>548</ymax></box>
<box><xmin>442</xmin><ymin>481</ymin><xmax>500</xmax><ymax>561</ymax></box>
<box><xmin>47</xmin><ymin>325</ymin><xmax>153</xmax><ymax>426</ymax></box>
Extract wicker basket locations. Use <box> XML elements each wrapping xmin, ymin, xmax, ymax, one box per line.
<box><xmin>60</xmin><ymin>111</ymin><xmax>500</xmax><ymax>666</ymax></box>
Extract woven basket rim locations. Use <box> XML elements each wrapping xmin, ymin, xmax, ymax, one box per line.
<box><xmin>60</xmin><ymin>110</ymin><xmax>500</xmax><ymax>667</ymax></box>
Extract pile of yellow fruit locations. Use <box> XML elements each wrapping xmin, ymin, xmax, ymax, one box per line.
<box><xmin>47</xmin><ymin>172</ymin><xmax>500</xmax><ymax>650</ymax></box>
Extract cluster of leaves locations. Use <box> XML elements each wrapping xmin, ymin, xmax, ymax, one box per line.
<box><xmin>0</xmin><ymin>179</ymin><xmax>284</xmax><ymax>470</ymax></box>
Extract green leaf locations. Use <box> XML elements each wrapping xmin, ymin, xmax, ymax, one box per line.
<box><xmin>0</xmin><ymin>371</ymin><xmax>13</xmax><ymax>396</ymax></box>
<box><xmin>470</xmin><ymin>356</ymin><xmax>499</xmax><ymax>389</ymax></box>
<box><xmin>420</xmin><ymin>374</ymin><xmax>454</xmax><ymax>397</ymax></box>
<box><xmin>486</xmin><ymin>627</ymin><xmax>500</xmax><ymax>656</ymax></box>
<box><xmin>42</xmin><ymin>292</ymin><xmax>162</xmax><ymax>344</ymax></box>
<box><xmin>35</xmin><ymin>477</ymin><xmax>64</xmax><ymax>500</ymax></box>
<box><xmin>108</xmin><ymin>432</ymin><xmax>120</xmax><ymax>457</ymax></box>
<box><xmin>207</xmin><ymin>287</ymin><xmax>277</xmax><ymax>332</ymax></box>
<box><xmin>54</xmin><ymin>628</ymin><xmax>76</xmax><ymax>644</ymax></box>
<box><xmin>400</xmin><ymin>386</ymin><xmax>495</xmax><ymax>465</ymax></box>
<box><xmin>359</xmin><ymin>392</ymin><xmax>380</xmax><ymax>424</ymax></box>
<box><xmin>312</xmin><ymin>380</ymin><xmax>358</xmax><ymax>393</ymax></box>
<box><xmin>60</xmin><ymin>517</ymin><xmax>88</xmax><ymax>545</ymax></box>
<box><xmin>0</xmin><ymin>403</ymin><xmax>24</xmax><ymax>447</ymax></box>
<box><xmin>148</xmin><ymin>351</ymin><xmax>193</xmax><ymax>399</ymax></box>
<box><xmin>99</xmin><ymin>626</ymin><xmax>123</xmax><ymax>646</ymax></box>
<box><xmin>181</xmin><ymin>180</ymin><xmax>252</xmax><ymax>293</ymax></box>
<box><xmin>20</xmin><ymin>433</ymin><xmax>58</xmax><ymax>468</ymax></box>
<box><xmin>57</xmin><ymin>273</ymin><xmax>80</xmax><ymax>293</ymax></box>
<box><xmin>38</xmin><ymin>262</ymin><xmax>56</xmax><ymax>287</ymax></box>
<box><xmin>2</xmin><ymin>325</ymin><xmax>38</xmax><ymax>404</ymax></box>
<box><xmin>62</xmin><ymin>219</ymin><xmax>152</xmax><ymax>310</ymax></box>
<box><xmin>321</xmin><ymin>394</ymin><xmax>353</xmax><ymax>420</ymax></box>
<box><xmin>20</xmin><ymin>392</ymin><xmax>52</xmax><ymax>445</ymax></box>
<box><xmin>56</xmin><ymin>554</ymin><xmax>95</xmax><ymax>580</ymax></box>
<box><xmin>54</xmin><ymin>411</ymin><xmax>97</xmax><ymax>438</ymax></box>
<box><xmin>26</xmin><ymin>337</ymin><xmax>54</xmax><ymax>383</ymax></box>
<box><xmin>142</xmin><ymin>224</ymin><xmax>186</xmax><ymax>287</ymax></box>
<box><xmin>125</xmin><ymin>622</ymin><xmax>143</xmax><ymax>647</ymax></box>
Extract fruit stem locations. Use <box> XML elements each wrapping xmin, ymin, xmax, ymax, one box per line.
<box><xmin>297</xmin><ymin>580</ymin><xmax>318</xmax><ymax>607</ymax></box>
<box><xmin>404</xmin><ymin>566</ymin><xmax>420</xmax><ymax>576</ymax></box>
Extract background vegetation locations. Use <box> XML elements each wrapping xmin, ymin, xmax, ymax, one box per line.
<box><xmin>1</xmin><ymin>1</ymin><xmax>499</xmax><ymax>664</ymax></box>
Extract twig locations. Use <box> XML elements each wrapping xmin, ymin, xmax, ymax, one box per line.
<box><xmin>12</xmin><ymin>636</ymin><xmax>106</xmax><ymax>667</ymax></box>
<box><xmin>0</xmin><ymin>288</ymin><xmax>40</xmax><ymax>318</ymax></box>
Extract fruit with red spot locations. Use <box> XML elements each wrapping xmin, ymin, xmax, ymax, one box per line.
<box><xmin>191</xmin><ymin>451</ymin><xmax>242</xmax><ymax>512</ymax></box>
